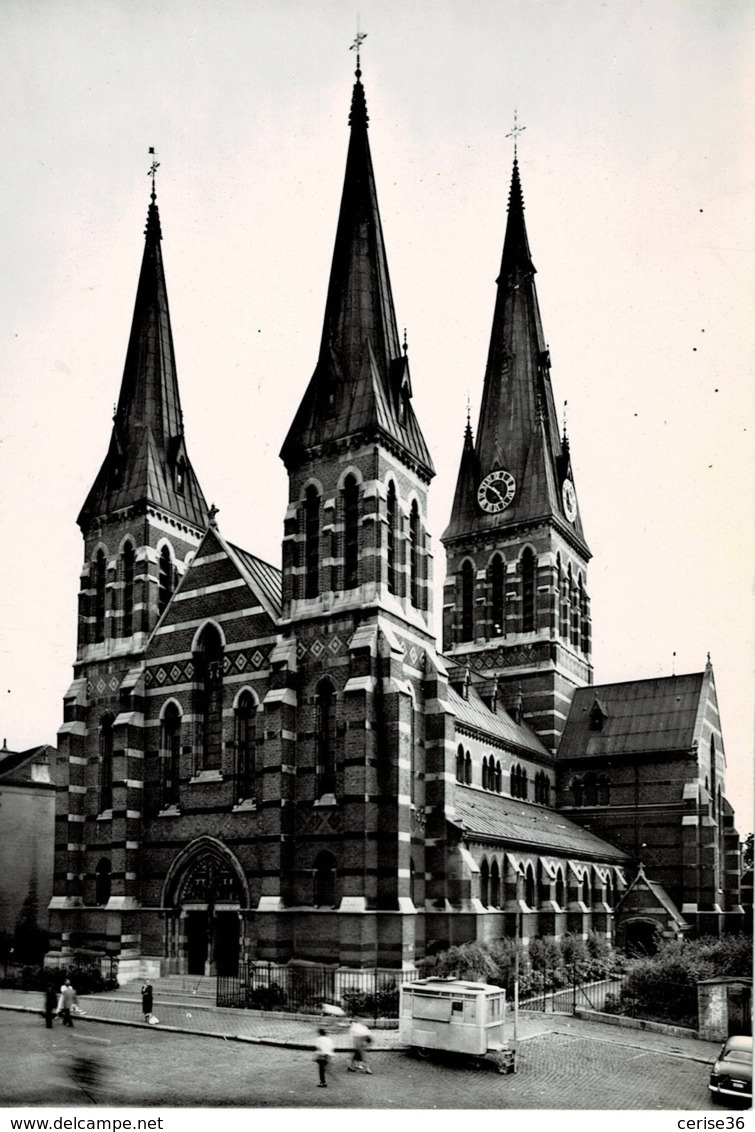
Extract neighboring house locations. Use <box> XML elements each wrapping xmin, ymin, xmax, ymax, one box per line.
<box><xmin>48</xmin><ymin>60</ymin><xmax>742</xmax><ymax>977</ymax></box>
<box><xmin>0</xmin><ymin>741</ymin><xmax>57</xmax><ymax>940</ymax></box>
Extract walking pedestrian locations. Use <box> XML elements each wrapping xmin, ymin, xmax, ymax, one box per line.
<box><xmin>43</xmin><ymin>983</ymin><xmax>57</xmax><ymax>1028</ymax></box>
<box><xmin>141</xmin><ymin>981</ymin><xmax>153</xmax><ymax>1022</ymax></box>
<box><xmin>58</xmin><ymin>979</ymin><xmax>77</xmax><ymax>1027</ymax></box>
<box><xmin>314</xmin><ymin>1026</ymin><xmax>334</xmax><ymax>1088</ymax></box>
<box><xmin>348</xmin><ymin>1017</ymin><xmax>373</xmax><ymax>1073</ymax></box>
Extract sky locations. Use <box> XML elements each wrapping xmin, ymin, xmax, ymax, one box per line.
<box><xmin>0</xmin><ymin>0</ymin><xmax>752</xmax><ymax>835</ymax></box>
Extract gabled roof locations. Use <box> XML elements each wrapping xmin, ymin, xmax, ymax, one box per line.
<box><xmin>0</xmin><ymin>744</ymin><xmax>56</xmax><ymax>786</ymax></box>
<box><xmin>78</xmin><ymin>190</ymin><xmax>208</xmax><ymax>532</ymax></box>
<box><xmin>448</xmin><ymin>683</ymin><xmax>551</xmax><ymax>759</ymax></box>
<box><xmin>558</xmin><ymin>672</ymin><xmax>708</xmax><ymax>760</ymax></box>
<box><xmin>228</xmin><ymin>542</ymin><xmax>282</xmax><ymax>622</ymax></box>
<box><xmin>452</xmin><ymin>786</ymin><xmax>627</xmax><ymax>861</ymax></box>
<box><xmin>615</xmin><ymin>864</ymin><xmax>689</xmax><ymax>928</ymax></box>
<box><xmin>280</xmin><ymin>67</ymin><xmax>433</xmax><ymax>479</ymax></box>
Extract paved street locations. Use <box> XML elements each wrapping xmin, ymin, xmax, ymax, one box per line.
<box><xmin>0</xmin><ymin>1011</ymin><xmax>717</xmax><ymax>1110</ymax></box>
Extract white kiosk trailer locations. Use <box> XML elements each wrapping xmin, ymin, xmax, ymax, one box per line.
<box><xmin>399</xmin><ymin>977</ymin><xmax>516</xmax><ymax>1073</ymax></box>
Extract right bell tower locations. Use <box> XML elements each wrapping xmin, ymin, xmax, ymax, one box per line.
<box><xmin>441</xmin><ymin>153</ymin><xmax>592</xmax><ymax>753</ymax></box>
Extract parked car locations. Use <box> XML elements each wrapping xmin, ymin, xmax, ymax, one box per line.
<box><xmin>709</xmin><ymin>1035</ymin><xmax>752</xmax><ymax>1105</ymax></box>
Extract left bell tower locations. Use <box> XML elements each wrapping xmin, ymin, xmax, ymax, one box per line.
<box><xmin>50</xmin><ymin>166</ymin><xmax>209</xmax><ymax>960</ymax></box>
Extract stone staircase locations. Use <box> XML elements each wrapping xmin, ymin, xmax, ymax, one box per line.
<box><xmin>113</xmin><ymin>974</ymin><xmax>217</xmax><ymax>1008</ymax></box>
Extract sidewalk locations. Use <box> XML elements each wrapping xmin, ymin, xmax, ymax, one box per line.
<box><xmin>0</xmin><ymin>986</ymin><xmax>720</xmax><ymax>1065</ymax></box>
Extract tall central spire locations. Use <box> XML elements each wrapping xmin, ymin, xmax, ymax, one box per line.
<box><xmin>280</xmin><ymin>59</ymin><xmax>433</xmax><ymax>478</ymax></box>
<box><xmin>78</xmin><ymin>173</ymin><xmax>207</xmax><ymax>532</ymax></box>
<box><xmin>444</xmin><ymin>156</ymin><xmax>588</xmax><ymax>551</ymax></box>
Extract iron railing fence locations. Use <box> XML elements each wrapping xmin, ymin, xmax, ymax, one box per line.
<box><xmin>519</xmin><ymin>970</ymin><xmax>698</xmax><ymax>1029</ymax></box>
<box><xmin>217</xmin><ymin>962</ymin><xmax>417</xmax><ymax>1018</ymax></box>
<box><xmin>0</xmin><ymin>954</ymin><xmax>119</xmax><ymax>993</ymax></box>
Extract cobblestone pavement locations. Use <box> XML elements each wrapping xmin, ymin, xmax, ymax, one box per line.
<box><xmin>0</xmin><ymin>1009</ymin><xmax>725</xmax><ymax>1110</ymax></box>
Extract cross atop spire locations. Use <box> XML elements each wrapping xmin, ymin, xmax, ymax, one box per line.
<box><xmin>506</xmin><ymin>110</ymin><xmax>526</xmax><ymax>158</ymax></box>
<box><xmin>148</xmin><ymin>147</ymin><xmax>160</xmax><ymax>198</ymax></box>
<box><xmin>350</xmin><ymin>29</ymin><xmax>367</xmax><ymax>77</ymax></box>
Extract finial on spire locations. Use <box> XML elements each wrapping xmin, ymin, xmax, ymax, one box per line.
<box><xmin>506</xmin><ymin>109</ymin><xmax>526</xmax><ymax>158</ymax></box>
<box><xmin>562</xmin><ymin>399</ymin><xmax>569</xmax><ymax>443</ymax></box>
<box><xmin>402</xmin><ymin>327</ymin><xmax>408</xmax><ymax>356</ymax></box>
<box><xmin>148</xmin><ymin>147</ymin><xmax>160</xmax><ymax>201</ymax></box>
<box><xmin>350</xmin><ymin>28</ymin><xmax>367</xmax><ymax>78</ymax></box>
<box><xmin>672</xmin><ymin>650</ymin><xmax>676</xmax><ymax>676</ymax></box>
<box><xmin>208</xmin><ymin>503</ymin><xmax>219</xmax><ymax>528</ymax></box>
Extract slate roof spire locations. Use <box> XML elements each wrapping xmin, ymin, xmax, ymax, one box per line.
<box><xmin>280</xmin><ymin>60</ymin><xmax>434</xmax><ymax>478</ymax></box>
<box><xmin>443</xmin><ymin>156</ymin><xmax>588</xmax><ymax>551</ymax></box>
<box><xmin>78</xmin><ymin>166</ymin><xmax>208</xmax><ymax>532</ymax></box>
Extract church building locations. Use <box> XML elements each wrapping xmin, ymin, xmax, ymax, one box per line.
<box><xmin>49</xmin><ymin>61</ymin><xmax>743</xmax><ymax>979</ymax></box>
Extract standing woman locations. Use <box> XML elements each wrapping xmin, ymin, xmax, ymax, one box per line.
<box><xmin>141</xmin><ymin>981</ymin><xmax>153</xmax><ymax>1023</ymax></box>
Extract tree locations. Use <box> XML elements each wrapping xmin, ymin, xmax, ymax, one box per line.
<box><xmin>14</xmin><ymin>876</ymin><xmax>48</xmax><ymax>963</ymax></box>
<box><xmin>742</xmin><ymin>833</ymin><xmax>753</xmax><ymax>872</ymax></box>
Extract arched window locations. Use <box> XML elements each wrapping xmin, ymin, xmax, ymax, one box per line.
<box><xmin>555</xmin><ymin>869</ymin><xmax>565</xmax><ymax>908</ymax></box>
<box><xmin>387</xmin><ymin>482</ymin><xmax>398</xmax><ymax>595</ymax></box>
<box><xmin>584</xmin><ymin>773</ymin><xmax>597</xmax><ymax>806</ymax></box>
<box><xmin>175</xmin><ymin>458</ymin><xmax>186</xmax><ymax>495</ymax></box>
<box><xmin>495</xmin><ymin>760</ymin><xmax>502</xmax><ymax>793</ymax></box>
<box><xmin>343</xmin><ymin>475</ymin><xmax>359</xmax><ymax>590</ymax></box>
<box><xmin>122</xmin><ymin>542</ymin><xmax>135</xmax><ymax>637</ymax></box>
<box><xmin>525</xmin><ymin>865</ymin><xmax>536</xmax><ymax>909</ymax></box>
<box><xmin>579</xmin><ymin>578</ymin><xmax>589</xmax><ymax>653</ymax></box>
<box><xmin>581</xmin><ymin>874</ymin><xmax>591</xmax><ymax>907</ymax></box>
<box><xmin>511</xmin><ymin>764</ymin><xmax>519</xmax><ymax>798</ymax></box>
<box><xmin>456</xmin><ymin>745</ymin><xmax>465</xmax><ymax>783</ymax></box>
<box><xmin>709</xmin><ymin>736</ymin><xmax>717</xmax><ymax>797</ymax></box>
<box><xmin>313</xmin><ymin>851</ymin><xmax>337</xmax><ymax>907</ymax></box>
<box><xmin>95</xmin><ymin>859</ymin><xmax>111</xmax><ymax>906</ymax></box>
<box><xmin>521</xmin><ymin>767</ymin><xmax>528</xmax><ymax>800</ymax></box>
<box><xmin>482</xmin><ymin>756</ymin><xmax>489</xmax><ymax>791</ymax></box>
<box><xmin>408</xmin><ymin>696</ymin><xmax>417</xmax><ymax>804</ymax></box>
<box><xmin>521</xmin><ymin>548</ymin><xmax>536</xmax><ymax>632</ymax></box>
<box><xmin>316</xmin><ymin>680</ymin><xmax>337</xmax><ymax>797</ymax></box>
<box><xmin>490</xmin><ymin>553</ymin><xmax>505</xmax><ymax>637</ymax></box>
<box><xmin>543</xmin><ymin>775</ymin><xmax>551</xmax><ymax>806</ymax></box>
<box><xmin>410</xmin><ymin>500</ymin><xmax>421</xmax><ymax>608</ymax></box>
<box><xmin>490</xmin><ymin>860</ymin><xmax>501</xmax><ymax>908</ymax></box>
<box><xmin>461</xmin><ymin>560</ymin><xmax>474</xmax><ymax>641</ymax></box>
<box><xmin>605</xmin><ymin>874</ymin><xmax>613</xmax><ymax>908</ymax></box>
<box><xmin>557</xmin><ymin>554</ymin><xmax>568</xmax><ymax>639</ymax></box>
<box><xmin>569</xmin><ymin>567</ymin><xmax>578</xmax><ymax>646</ymax></box>
<box><xmin>158</xmin><ymin>545</ymin><xmax>175</xmax><ymax>615</ymax></box>
<box><xmin>304</xmin><ymin>486</ymin><xmax>320</xmax><ymax>599</ymax></box>
<box><xmin>94</xmin><ymin>549</ymin><xmax>107</xmax><ymax>643</ymax></box>
<box><xmin>571</xmin><ymin>776</ymin><xmax>583</xmax><ymax>806</ymax></box>
<box><xmin>597</xmin><ymin>775</ymin><xmax>610</xmax><ymax>805</ymax></box>
<box><xmin>464</xmin><ymin>751</ymin><xmax>472</xmax><ymax>785</ymax></box>
<box><xmin>196</xmin><ymin>625</ymin><xmax>223</xmax><ymax>770</ymax></box>
<box><xmin>480</xmin><ymin>858</ymin><xmax>490</xmax><ymax>906</ymax></box>
<box><xmin>161</xmin><ymin>702</ymin><xmax>181</xmax><ymax>807</ymax></box>
<box><xmin>99</xmin><ymin>713</ymin><xmax>114</xmax><ymax>812</ymax></box>
<box><xmin>235</xmin><ymin>691</ymin><xmax>257</xmax><ymax>803</ymax></box>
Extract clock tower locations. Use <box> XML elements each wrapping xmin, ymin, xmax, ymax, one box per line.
<box><xmin>441</xmin><ymin>156</ymin><xmax>592</xmax><ymax>753</ymax></box>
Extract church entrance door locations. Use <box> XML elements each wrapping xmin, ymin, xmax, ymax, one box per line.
<box><xmin>214</xmin><ymin>912</ymin><xmax>241</xmax><ymax>976</ymax></box>
<box><xmin>186</xmin><ymin>911</ymin><xmax>209</xmax><ymax>975</ymax></box>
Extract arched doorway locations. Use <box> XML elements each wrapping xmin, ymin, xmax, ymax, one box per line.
<box><xmin>163</xmin><ymin>839</ymin><xmax>248</xmax><ymax>976</ymax></box>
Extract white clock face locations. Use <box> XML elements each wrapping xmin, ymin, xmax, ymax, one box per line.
<box><xmin>562</xmin><ymin>478</ymin><xmax>578</xmax><ymax>522</ymax></box>
<box><xmin>477</xmin><ymin>469</ymin><xmax>516</xmax><ymax>513</ymax></box>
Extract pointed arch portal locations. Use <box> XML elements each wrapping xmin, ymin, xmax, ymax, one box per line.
<box><xmin>162</xmin><ymin>838</ymin><xmax>249</xmax><ymax>976</ymax></box>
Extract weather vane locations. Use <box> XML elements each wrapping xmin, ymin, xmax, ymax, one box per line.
<box><xmin>148</xmin><ymin>147</ymin><xmax>160</xmax><ymax>196</ymax></box>
<box><xmin>350</xmin><ymin>28</ymin><xmax>367</xmax><ymax>72</ymax></box>
<box><xmin>506</xmin><ymin>110</ymin><xmax>526</xmax><ymax>157</ymax></box>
